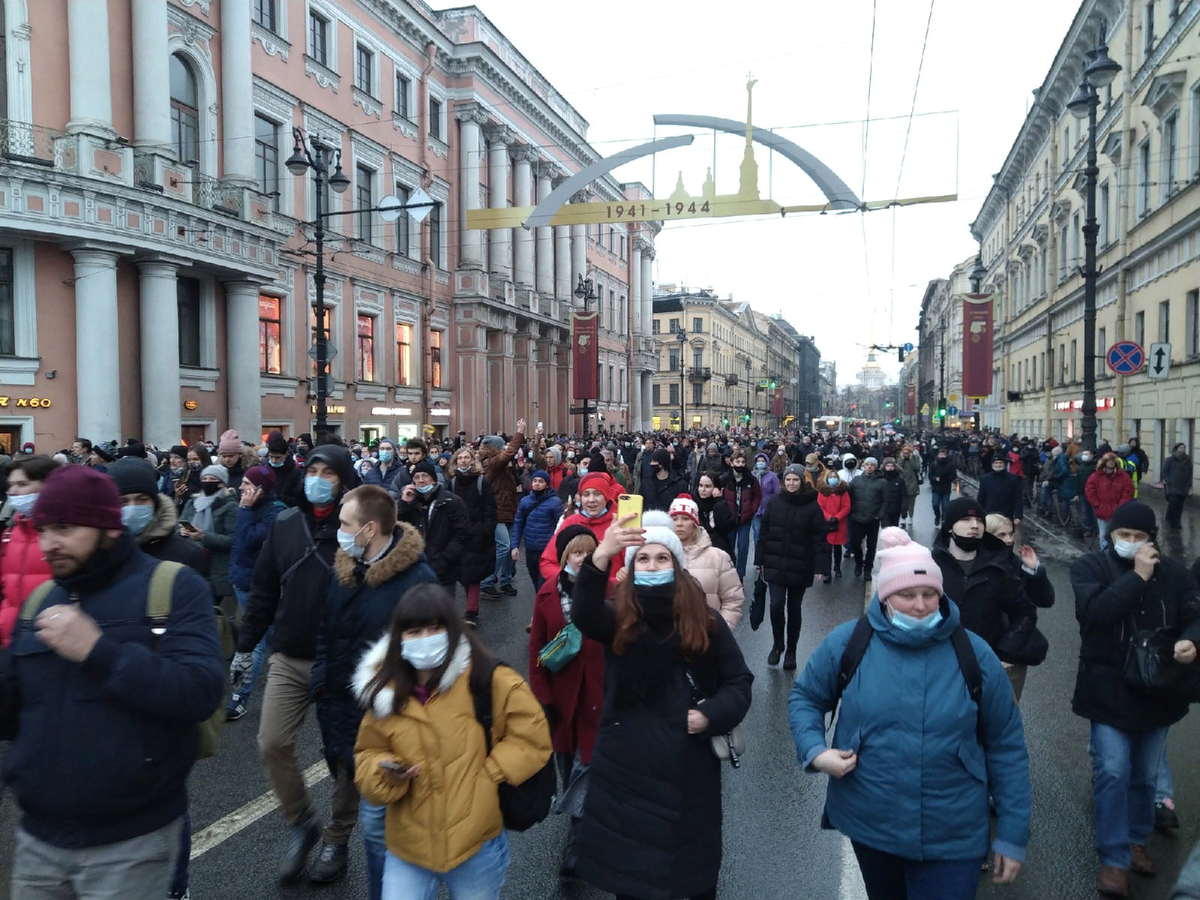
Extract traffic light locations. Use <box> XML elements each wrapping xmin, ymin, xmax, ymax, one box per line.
<box><xmin>770</xmin><ymin>380</ymin><xmax>776</xmax><ymax>390</ymax></box>
<box><xmin>898</xmin><ymin>347</ymin><xmax>905</xmax><ymax>364</ymax></box>
<box><xmin>722</xmin><ymin>416</ymin><xmax>729</xmax><ymax>427</ymax></box>
<box><xmin>884</xmin><ymin>402</ymin><xmax>892</xmax><ymax>409</ymax></box>
<box><xmin>894</xmin><ymin>417</ymin><xmax>901</xmax><ymax>425</ymax></box>
<box><xmin>937</xmin><ymin>397</ymin><xmax>948</xmax><ymax>419</ymax></box>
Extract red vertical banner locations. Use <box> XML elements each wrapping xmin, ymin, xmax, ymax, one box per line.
<box><xmin>905</xmin><ymin>383</ymin><xmax>916</xmax><ymax>415</ymax></box>
<box><xmin>962</xmin><ymin>293</ymin><xmax>994</xmax><ymax>399</ymax></box>
<box><xmin>772</xmin><ymin>388</ymin><xmax>783</xmax><ymax>416</ymax></box>
<box><xmin>571</xmin><ymin>311</ymin><xmax>599</xmax><ymax>400</ymax></box>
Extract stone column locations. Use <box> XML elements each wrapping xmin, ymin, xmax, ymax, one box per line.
<box><xmin>570</xmin><ymin>224</ymin><xmax>586</xmax><ymax>302</ymax></box>
<box><xmin>67</xmin><ymin>0</ymin><xmax>114</xmax><ymax>134</ymax></box>
<box><xmin>69</xmin><ymin>246</ymin><xmax>122</xmax><ymax>440</ymax></box>
<box><xmin>456</xmin><ymin>106</ymin><xmax>487</xmax><ymax>269</ymax></box>
<box><xmin>485</xmin><ymin>126</ymin><xmax>513</xmax><ymax>280</ymax></box>
<box><xmin>640</xmin><ymin>247</ymin><xmax>655</xmax><ymax>340</ymax></box>
<box><xmin>511</xmin><ymin>148</ymin><xmax>534</xmax><ymax>287</ymax></box>
<box><xmin>642</xmin><ymin>372</ymin><xmax>654</xmax><ymax>431</ymax></box>
<box><xmin>554</xmin><ymin>224</ymin><xmax>571</xmax><ymax>300</ymax></box>
<box><xmin>629</xmin><ymin>369</ymin><xmax>643</xmax><ymax>434</ymax></box>
<box><xmin>137</xmin><ymin>259</ymin><xmax>182</xmax><ymax>447</ymax></box>
<box><xmin>631</xmin><ymin>243</ymin><xmax>643</xmax><ymax>335</ymax></box>
<box><xmin>220</xmin><ymin>0</ymin><xmax>255</xmax><ymax>183</ymax></box>
<box><xmin>224</xmin><ymin>281</ymin><xmax>263</xmax><ymax>441</ymax></box>
<box><xmin>132</xmin><ymin>0</ymin><xmax>171</xmax><ymax>149</ymax></box>
<box><xmin>535</xmin><ymin>166</ymin><xmax>555</xmax><ymax>296</ymax></box>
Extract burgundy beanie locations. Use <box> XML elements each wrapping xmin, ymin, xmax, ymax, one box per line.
<box><xmin>243</xmin><ymin>465</ymin><xmax>277</xmax><ymax>492</ymax></box>
<box><xmin>33</xmin><ymin>465</ymin><xmax>123</xmax><ymax>530</ymax></box>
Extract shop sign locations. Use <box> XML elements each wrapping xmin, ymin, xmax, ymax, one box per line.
<box><xmin>310</xmin><ymin>405</ymin><xmax>347</xmax><ymax>414</ymax></box>
<box><xmin>370</xmin><ymin>406</ymin><xmax>413</xmax><ymax>416</ymax></box>
<box><xmin>1052</xmin><ymin>397</ymin><xmax>1115</xmax><ymax>412</ymax></box>
<box><xmin>0</xmin><ymin>396</ymin><xmax>51</xmax><ymax>408</ymax></box>
<box><xmin>430</xmin><ymin>408</ymin><xmax>452</xmax><ymax>417</ymax></box>
<box><xmin>184</xmin><ymin>399</ymin><xmax>198</xmax><ymax>410</ymax></box>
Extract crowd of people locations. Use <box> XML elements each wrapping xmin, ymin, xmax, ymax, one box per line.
<box><xmin>0</xmin><ymin>420</ymin><xmax>1196</xmax><ymax>900</ymax></box>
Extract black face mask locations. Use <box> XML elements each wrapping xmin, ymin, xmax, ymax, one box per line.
<box><xmin>201</xmin><ymin>482</ymin><xmax>222</xmax><ymax>496</ymax></box>
<box><xmin>950</xmin><ymin>533</ymin><xmax>982</xmax><ymax>552</ymax></box>
<box><xmin>884</xmin><ymin>468</ymin><xmax>897</xmax><ymax>478</ymax></box>
<box><xmin>845</xmin><ymin>461</ymin><xmax>857</xmax><ymax>470</ymax></box>
<box><xmin>650</xmin><ymin>464</ymin><xmax>661</xmax><ymax>474</ymax></box>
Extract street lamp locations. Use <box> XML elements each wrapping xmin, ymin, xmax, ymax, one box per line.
<box><xmin>1067</xmin><ymin>38</ymin><xmax>1121</xmax><ymax>453</ymax></box>
<box><xmin>677</xmin><ymin>328</ymin><xmax>687</xmax><ymax>434</ymax></box>
<box><xmin>937</xmin><ymin>319</ymin><xmax>948</xmax><ymax>430</ymax></box>
<box><xmin>968</xmin><ymin>254</ymin><xmax>987</xmax><ymax>294</ymax></box>
<box><xmin>744</xmin><ymin>359</ymin><xmax>752</xmax><ymax>428</ymax></box>
<box><xmin>286</xmin><ymin>129</ymin><xmax>349</xmax><ymax>439</ymax></box>
<box><xmin>573</xmin><ymin>274</ymin><xmax>599</xmax><ymax>438</ymax></box>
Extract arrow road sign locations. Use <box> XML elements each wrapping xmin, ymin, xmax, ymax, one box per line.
<box><xmin>948</xmin><ymin>405</ymin><xmax>958</xmax><ymax>416</ymax></box>
<box><xmin>903</xmin><ymin>342</ymin><xmax>914</xmax><ymax>352</ymax></box>
<box><xmin>1107</xmin><ymin>341</ymin><xmax>1145</xmax><ymax>375</ymax></box>
<box><xmin>1148</xmin><ymin>342</ymin><xmax>1171</xmax><ymax>380</ymax></box>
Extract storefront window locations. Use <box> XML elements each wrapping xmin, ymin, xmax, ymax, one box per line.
<box><xmin>259</xmin><ymin>295</ymin><xmax>282</xmax><ymax>374</ymax></box>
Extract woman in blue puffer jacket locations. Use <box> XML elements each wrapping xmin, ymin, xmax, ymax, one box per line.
<box><xmin>510</xmin><ymin>469</ymin><xmax>564</xmax><ymax>591</ymax></box>
<box><xmin>789</xmin><ymin>527</ymin><xmax>1031</xmax><ymax>900</ymax></box>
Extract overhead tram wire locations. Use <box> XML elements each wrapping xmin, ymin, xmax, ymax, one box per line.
<box><xmin>893</xmin><ymin>0</ymin><xmax>936</xmax><ymax>202</ymax></box>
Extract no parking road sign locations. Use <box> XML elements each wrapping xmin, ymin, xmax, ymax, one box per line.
<box><xmin>1106</xmin><ymin>341</ymin><xmax>1144</xmax><ymax>376</ymax></box>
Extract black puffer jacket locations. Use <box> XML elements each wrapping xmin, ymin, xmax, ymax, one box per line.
<box><xmin>879</xmin><ymin>472</ymin><xmax>908</xmax><ymax>520</ymax></box>
<box><xmin>696</xmin><ymin>492</ymin><xmax>737</xmax><ymax>561</ymax></box>
<box><xmin>931</xmin><ymin>533</ymin><xmax>1036</xmax><ymax>655</ymax></box>
<box><xmin>755</xmin><ymin>487</ymin><xmax>828</xmax><ymax>588</ymax></box>
<box><xmin>1070</xmin><ymin>549</ymin><xmax>1200</xmax><ymax>732</ymax></box>
<box><xmin>641</xmin><ymin>469</ymin><xmax>689</xmax><ymax>512</ymax></box>
<box><xmin>848</xmin><ymin>473</ymin><xmax>887</xmax><ymax>523</ymax></box>
<box><xmin>928</xmin><ymin>457</ymin><xmax>957</xmax><ymax>492</ymax></box>
<box><xmin>396</xmin><ymin>484</ymin><xmax>471</xmax><ymax>585</ymax></box>
<box><xmin>449</xmin><ymin>472</ymin><xmax>497</xmax><ymax>585</ymax></box>
<box><xmin>272</xmin><ymin>455</ymin><xmax>305</xmax><ymax>508</ymax></box>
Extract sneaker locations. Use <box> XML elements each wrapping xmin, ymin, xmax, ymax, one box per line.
<box><xmin>464</xmin><ymin>609</ymin><xmax>479</xmax><ymax>627</ymax></box>
<box><xmin>480</xmin><ymin>585</ymin><xmax>503</xmax><ymax>600</ymax></box>
<box><xmin>225</xmin><ymin>696</ymin><xmax>248</xmax><ymax>722</ymax></box>
<box><xmin>308</xmin><ymin>841</ymin><xmax>349</xmax><ymax>883</ymax></box>
<box><xmin>499</xmin><ymin>583</ymin><xmax>518</xmax><ymax>596</ymax></box>
<box><xmin>168</xmin><ymin>891</ymin><xmax>190</xmax><ymax>900</ymax></box>
<box><xmin>279</xmin><ymin>817</ymin><xmax>320</xmax><ymax>884</ymax></box>
<box><xmin>1155</xmin><ymin>800</ymin><xmax>1180</xmax><ymax>834</ymax></box>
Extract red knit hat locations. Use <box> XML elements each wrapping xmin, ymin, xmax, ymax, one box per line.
<box><xmin>668</xmin><ymin>493</ymin><xmax>701</xmax><ymax>527</ymax></box>
<box><xmin>32</xmin><ymin>465</ymin><xmax>123</xmax><ymax>531</ymax></box>
<box><xmin>579</xmin><ymin>471</ymin><xmax>618</xmax><ymax>502</ymax></box>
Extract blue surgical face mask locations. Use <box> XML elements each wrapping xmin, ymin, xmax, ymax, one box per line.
<box><xmin>416</xmin><ymin>483</ymin><xmax>436</xmax><ymax>494</ymax></box>
<box><xmin>379</xmin><ymin>449</ymin><xmax>393</xmax><ymax>463</ymax></box>
<box><xmin>268</xmin><ymin>458</ymin><xmax>284</xmax><ymax>468</ymax></box>
<box><xmin>122</xmin><ymin>503</ymin><xmax>155</xmax><ymax>536</ymax></box>
<box><xmin>888</xmin><ymin>604</ymin><xmax>943</xmax><ymax>633</ymax></box>
<box><xmin>633</xmin><ymin>568</ymin><xmax>675</xmax><ymax>587</ymax></box>
<box><xmin>827</xmin><ymin>476</ymin><xmax>840</xmax><ymax>487</ymax></box>
<box><xmin>8</xmin><ymin>493</ymin><xmax>38</xmax><ymax>517</ymax></box>
<box><xmin>304</xmin><ymin>474</ymin><xmax>336</xmax><ymax>505</ymax></box>
<box><xmin>337</xmin><ymin>525</ymin><xmax>367</xmax><ymax>559</ymax></box>
<box><xmin>563</xmin><ymin>563</ymin><xmax>578</xmax><ymax>577</ymax></box>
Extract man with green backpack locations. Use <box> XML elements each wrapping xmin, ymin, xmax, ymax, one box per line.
<box><xmin>0</xmin><ymin>465</ymin><xmax>225</xmax><ymax>900</ymax></box>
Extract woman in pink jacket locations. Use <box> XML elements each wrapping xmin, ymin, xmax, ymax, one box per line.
<box><xmin>816</xmin><ymin>468</ymin><xmax>851</xmax><ymax>582</ymax></box>
<box><xmin>0</xmin><ymin>455</ymin><xmax>60</xmax><ymax>646</ymax></box>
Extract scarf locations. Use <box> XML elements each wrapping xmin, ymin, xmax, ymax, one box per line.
<box><xmin>189</xmin><ymin>493</ymin><xmax>217</xmax><ymax>532</ymax></box>
<box><xmin>57</xmin><ymin>531</ymin><xmax>140</xmax><ymax>594</ymax></box>
<box><xmin>612</xmin><ymin>582</ymin><xmax>683</xmax><ymax>711</ymax></box>
<box><xmin>557</xmin><ymin>569</ymin><xmax>575</xmax><ymax>620</ymax></box>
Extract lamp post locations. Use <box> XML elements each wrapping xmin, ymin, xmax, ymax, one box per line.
<box><xmin>677</xmin><ymin>328</ymin><xmax>687</xmax><ymax>435</ymax></box>
<box><xmin>286</xmin><ymin>129</ymin><xmax>350</xmax><ymax>440</ymax></box>
<box><xmin>573</xmin><ymin>274</ymin><xmax>599</xmax><ymax>438</ymax></box>
<box><xmin>1067</xmin><ymin>40</ymin><xmax>1121</xmax><ymax>453</ymax></box>
<box><xmin>937</xmin><ymin>319</ymin><xmax>948</xmax><ymax>431</ymax></box>
<box><xmin>744</xmin><ymin>359</ymin><xmax>752</xmax><ymax>429</ymax></box>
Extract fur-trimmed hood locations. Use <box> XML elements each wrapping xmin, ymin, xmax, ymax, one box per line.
<box><xmin>138</xmin><ymin>492</ymin><xmax>181</xmax><ymax>544</ymax></box>
<box><xmin>333</xmin><ymin>522</ymin><xmax>426</xmax><ymax>587</ymax></box>
<box><xmin>352</xmin><ymin>632</ymin><xmax>472</xmax><ymax>717</ymax></box>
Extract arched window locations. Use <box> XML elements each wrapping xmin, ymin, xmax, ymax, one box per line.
<box><xmin>170</xmin><ymin>54</ymin><xmax>199</xmax><ymax>168</ymax></box>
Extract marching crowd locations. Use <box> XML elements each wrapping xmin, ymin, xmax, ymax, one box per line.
<box><xmin>0</xmin><ymin>421</ymin><xmax>1197</xmax><ymax>900</ymax></box>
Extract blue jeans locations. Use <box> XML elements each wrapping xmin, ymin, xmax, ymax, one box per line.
<box><xmin>734</xmin><ymin>521</ymin><xmax>753</xmax><ymax>580</ymax></box>
<box><xmin>1157</xmin><ymin>739</ymin><xmax>1174</xmax><ymax>803</ymax></box>
<box><xmin>1079</xmin><ymin>495</ymin><xmax>1096</xmax><ymax>530</ymax></box>
<box><xmin>481</xmin><ymin>524</ymin><xmax>513</xmax><ymax>589</ymax></box>
<box><xmin>361</xmin><ymin>800</ymin><xmax>387</xmax><ymax>900</ymax></box>
<box><xmin>751</xmin><ymin>515</ymin><xmax>762</xmax><ymax>549</ymax></box>
<box><xmin>931</xmin><ymin>490</ymin><xmax>950</xmax><ymax>523</ymax></box>
<box><xmin>851</xmin><ymin>840</ymin><xmax>982</xmax><ymax>900</ymax></box>
<box><xmin>383</xmin><ymin>832</ymin><xmax>509</xmax><ymax>900</ymax></box>
<box><xmin>1088</xmin><ymin>722</ymin><xmax>1170</xmax><ymax>868</ymax></box>
<box><xmin>233</xmin><ymin>587</ymin><xmax>271</xmax><ymax>702</ymax></box>
<box><xmin>1097</xmin><ymin>519</ymin><xmax>1112</xmax><ymax>550</ymax></box>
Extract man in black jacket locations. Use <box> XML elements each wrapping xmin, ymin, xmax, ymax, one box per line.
<box><xmin>231</xmin><ymin>442</ymin><xmax>356</xmax><ymax>885</ymax></box>
<box><xmin>108</xmin><ymin>457</ymin><xmax>210</xmax><ymax>576</ymax></box>
<box><xmin>928</xmin><ymin>446</ymin><xmax>958</xmax><ymax>526</ymax></box>
<box><xmin>396</xmin><ymin>460</ymin><xmax>470</xmax><ymax>588</ymax></box>
<box><xmin>847</xmin><ymin>458</ymin><xmax>886</xmax><ymax>579</ymax></box>
<box><xmin>641</xmin><ymin>448</ymin><xmax>689</xmax><ymax>512</ymax></box>
<box><xmin>977</xmin><ymin>455</ymin><xmax>1024</xmax><ymax>526</ymax></box>
<box><xmin>1070</xmin><ymin>501</ymin><xmax>1200</xmax><ymax>898</ymax></box>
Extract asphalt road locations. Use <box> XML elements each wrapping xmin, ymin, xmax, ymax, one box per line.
<box><xmin>1</xmin><ymin>482</ymin><xmax>1199</xmax><ymax>900</ymax></box>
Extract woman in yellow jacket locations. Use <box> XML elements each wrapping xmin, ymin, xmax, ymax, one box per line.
<box><xmin>353</xmin><ymin>584</ymin><xmax>551</xmax><ymax>899</ymax></box>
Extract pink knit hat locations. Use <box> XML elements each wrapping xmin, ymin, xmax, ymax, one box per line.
<box><xmin>217</xmin><ymin>429</ymin><xmax>241</xmax><ymax>455</ymax></box>
<box><xmin>875</xmin><ymin>527</ymin><xmax>943</xmax><ymax>602</ymax></box>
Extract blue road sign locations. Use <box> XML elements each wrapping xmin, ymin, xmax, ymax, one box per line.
<box><xmin>903</xmin><ymin>342</ymin><xmax>914</xmax><ymax>352</ymax></box>
<box><xmin>1106</xmin><ymin>341</ymin><xmax>1144</xmax><ymax>375</ymax></box>
<box><xmin>947</xmin><ymin>405</ymin><xmax>958</xmax><ymax>416</ymax></box>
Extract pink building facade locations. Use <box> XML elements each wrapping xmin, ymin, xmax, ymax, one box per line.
<box><xmin>0</xmin><ymin>0</ymin><xmax>658</xmax><ymax>453</ymax></box>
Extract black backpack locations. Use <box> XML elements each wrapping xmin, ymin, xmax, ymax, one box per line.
<box><xmin>833</xmin><ymin>613</ymin><xmax>986</xmax><ymax>747</ymax></box>
<box><xmin>469</xmin><ymin>656</ymin><xmax>556</xmax><ymax>831</ymax></box>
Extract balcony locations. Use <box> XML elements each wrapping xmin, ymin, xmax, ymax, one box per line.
<box><xmin>0</xmin><ymin>119</ymin><xmax>62</xmax><ymax>166</ymax></box>
<box><xmin>688</xmin><ymin>366</ymin><xmax>712</xmax><ymax>381</ymax></box>
<box><xmin>724</xmin><ymin>373</ymin><xmax>739</xmax><ymax>386</ymax></box>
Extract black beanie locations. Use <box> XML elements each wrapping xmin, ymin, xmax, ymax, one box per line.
<box><xmin>555</xmin><ymin>523</ymin><xmax>595</xmax><ymax>563</ymax></box>
<box><xmin>411</xmin><ymin>460</ymin><xmax>439</xmax><ymax>480</ymax></box>
<box><xmin>169</xmin><ymin>445</ymin><xmax>189</xmax><ymax>461</ymax></box>
<box><xmin>1110</xmin><ymin>500</ymin><xmax>1157</xmax><ymax>535</ymax></box>
<box><xmin>107</xmin><ymin>458</ymin><xmax>160</xmax><ymax>498</ymax></box>
<box><xmin>652</xmin><ymin>448</ymin><xmax>671</xmax><ymax>467</ymax></box>
<box><xmin>267</xmin><ymin>431</ymin><xmax>289</xmax><ymax>455</ymax></box>
<box><xmin>944</xmin><ymin>496</ymin><xmax>984</xmax><ymax>531</ymax></box>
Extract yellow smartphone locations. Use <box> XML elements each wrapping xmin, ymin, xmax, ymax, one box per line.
<box><xmin>616</xmin><ymin>493</ymin><xmax>643</xmax><ymax>530</ymax></box>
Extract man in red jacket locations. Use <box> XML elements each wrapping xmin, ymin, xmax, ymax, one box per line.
<box><xmin>1084</xmin><ymin>452</ymin><xmax>1135</xmax><ymax>550</ymax></box>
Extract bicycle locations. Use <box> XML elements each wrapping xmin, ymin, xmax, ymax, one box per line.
<box><xmin>1051</xmin><ymin>488</ymin><xmax>1075</xmax><ymax>529</ymax></box>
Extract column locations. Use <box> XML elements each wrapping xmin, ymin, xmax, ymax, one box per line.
<box><xmin>512</xmin><ymin>148</ymin><xmax>534</xmax><ymax>287</ymax></box>
<box><xmin>456</xmin><ymin>106</ymin><xmax>487</xmax><ymax>269</ymax></box>
<box><xmin>221</xmin><ymin>0</ymin><xmax>255</xmax><ymax>182</ymax></box>
<box><xmin>631</xmin><ymin>243</ymin><xmax>643</xmax><ymax>334</ymax></box>
<box><xmin>137</xmin><ymin>259</ymin><xmax>182</xmax><ymax>447</ymax></box>
<box><xmin>67</xmin><ymin>0</ymin><xmax>114</xmax><ymax>134</ymax></box>
<box><xmin>641</xmin><ymin>247</ymin><xmax>655</xmax><ymax>341</ymax></box>
<box><xmin>225</xmin><ymin>281</ymin><xmax>263</xmax><ymax>441</ymax></box>
<box><xmin>554</xmin><ymin>224</ymin><xmax>571</xmax><ymax>300</ymax></box>
<box><xmin>132</xmin><ymin>0</ymin><xmax>171</xmax><ymax>149</ymax></box>
<box><xmin>535</xmin><ymin>166</ymin><xmax>555</xmax><ymax>295</ymax></box>
<box><xmin>69</xmin><ymin>246</ymin><xmax>122</xmax><ymax>441</ymax></box>
<box><xmin>641</xmin><ymin>372</ymin><xmax>654</xmax><ymax>431</ymax></box>
<box><xmin>485</xmin><ymin>126</ymin><xmax>512</xmax><ymax>279</ymax></box>
<box><xmin>570</xmin><ymin>225</ymin><xmax>586</xmax><ymax>301</ymax></box>
<box><xmin>629</xmin><ymin>371</ymin><xmax>643</xmax><ymax>434</ymax></box>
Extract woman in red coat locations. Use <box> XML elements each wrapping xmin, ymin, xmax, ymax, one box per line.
<box><xmin>816</xmin><ymin>468</ymin><xmax>851</xmax><ymax>582</ymax></box>
<box><xmin>0</xmin><ymin>455</ymin><xmax>60</xmax><ymax>646</ymax></box>
<box><xmin>538</xmin><ymin>471</ymin><xmax>624</xmax><ymax>585</ymax></box>
<box><xmin>1084</xmin><ymin>452</ymin><xmax>1135</xmax><ymax>549</ymax></box>
<box><xmin>528</xmin><ymin>523</ymin><xmax>604</xmax><ymax>880</ymax></box>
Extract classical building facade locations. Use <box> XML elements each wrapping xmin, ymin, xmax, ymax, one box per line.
<box><xmin>0</xmin><ymin>0</ymin><xmax>658</xmax><ymax>453</ymax></box>
<box><xmin>970</xmin><ymin>0</ymin><xmax>1199</xmax><ymax>489</ymax></box>
<box><xmin>916</xmin><ymin>255</ymin><xmax>977</xmax><ymax>430</ymax></box>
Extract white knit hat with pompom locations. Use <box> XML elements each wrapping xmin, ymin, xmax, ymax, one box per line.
<box><xmin>625</xmin><ymin>509</ymin><xmax>685</xmax><ymax>568</ymax></box>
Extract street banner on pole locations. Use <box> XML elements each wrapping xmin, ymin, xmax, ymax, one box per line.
<box><xmin>773</xmin><ymin>389</ymin><xmax>783</xmax><ymax>417</ymax></box>
<box><xmin>571</xmin><ymin>311</ymin><xmax>599</xmax><ymax>400</ymax></box>
<box><xmin>962</xmin><ymin>293</ymin><xmax>994</xmax><ymax>398</ymax></box>
<box><xmin>905</xmin><ymin>383</ymin><xmax>916</xmax><ymax>416</ymax></box>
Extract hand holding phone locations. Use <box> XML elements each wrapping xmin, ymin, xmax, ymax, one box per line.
<box><xmin>379</xmin><ymin>759</ymin><xmax>420</xmax><ymax>780</ymax></box>
<box><xmin>616</xmin><ymin>494</ymin><xmax>643</xmax><ymax>531</ymax></box>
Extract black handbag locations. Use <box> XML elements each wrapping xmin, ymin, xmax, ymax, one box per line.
<box><xmin>996</xmin><ymin>623</ymin><xmax>1049</xmax><ymax>666</ymax></box>
<box><xmin>750</xmin><ymin>573</ymin><xmax>767</xmax><ymax>631</ymax></box>
<box><xmin>1123</xmin><ymin>625</ymin><xmax>1200</xmax><ymax>702</ymax></box>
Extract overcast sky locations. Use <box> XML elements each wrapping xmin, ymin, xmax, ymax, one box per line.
<box><xmin>473</xmin><ymin>0</ymin><xmax>1081</xmax><ymax>386</ymax></box>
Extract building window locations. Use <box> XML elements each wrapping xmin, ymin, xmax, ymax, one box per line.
<box><xmin>428</xmin><ymin>97</ymin><xmax>442</xmax><ymax>140</ymax></box>
<box><xmin>652</xmin><ymin>319</ymin><xmax>661</xmax><ymax>335</ymax></box>
<box><xmin>258</xmin><ymin>294</ymin><xmax>282</xmax><ymax>374</ymax></box>
<box><xmin>692</xmin><ymin>349</ymin><xmax>703</xmax><ymax>368</ymax></box>
<box><xmin>394</xmin><ymin>182</ymin><xmax>410</xmax><ymax>255</ymax></box>
<box><xmin>668</xmin><ymin>348</ymin><xmax>679</xmax><ymax>371</ymax></box>
<box><xmin>692</xmin><ymin>317</ymin><xmax>703</xmax><ymax>333</ymax></box>
<box><xmin>692</xmin><ymin>383</ymin><xmax>703</xmax><ymax>406</ymax></box>
<box><xmin>1145</xmin><ymin>0</ymin><xmax>1156</xmax><ymax>54</ymax></box>
<box><xmin>356</xmin><ymin>165</ymin><xmax>374</xmax><ymax>242</ymax></box>
<box><xmin>608</xmin><ymin>365</ymin><xmax>614</xmax><ymax>403</ymax></box>
<box><xmin>1059</xmin><ymin>224</ymin><xmax>1068</xmax><ymax>280</ymax></box>
<box><xmin>668</xmin><ymin>317</ymin><xmax>680</xmax><ymax>333</ymax></box>
<box><xmin>1135</xmin><ymin>310</ymin><xmax>1146</xmax><ymax>347</ymax></box>
<box><xmin>356</xmin><ymin>314</ymin><xmax>375</xmax><ymax>382</ymax></box>
<box><xmin>254</xmin><ymin>115</ymin><xmax>279</xmax><ymax>210</ymax></box>
<box><xmin>428</xmin><ymin>202</ymin><xmax>441</xmax><ymax>268</ymax></box>
<box><xmin>1039</xmin><ymin>247</ymin><xmax>1048</xmax><ymax>295</ymax></box>
<box><xmin>429</xmin><ymin>329</ymin><xmax>442</xmax><ymax>388</ymax></box>
<box><xmin>308</xmin><ymin>10</ymin><xmax>329</xmax><ymax>66</ymax></box>
<box><xmin>178</xmin><ymin>277</ymin><xmax>202</xmax><ymax>368</ymax></box>
<box><xmin>1163</xmin><ymin>113</ymin><xmax>1178</xmax><ymax>200</ymax></box>
<box><xmin>1098</xmin><ymin>328</ymin><xmax>1107</xmax><ymax>370</ymax></box>
<box><xmin>1070</xmin><ymin>339</ymin><xmax>1078</xmax><ymax>382</ymax></box>
<box><xmin>652</xmin><ymin>384</ymin><xmax>661</xmax><ymax>406</ymax></box>
<box><xmin>619</xmin><ymin>295</ymin><xmax>627</xmax><ymax>335</ymax></box>
<box><xmin>1160</xmin><ymin>299</ymin><xmax>1171</xmax><ymax>342</ymax></box>
<box><xmin>0</xmin><ymin>248</ymin><xmax>13</xmax><ymax>356</ymax></box>
<box><xmin>395</xmin><ymin>74</ymin><xmax>410</xmax><ymax>120</ymax></box>
<box><xmin>170</xmin><ymin>55</ymin><xmax>199</xmax><ymax>169</ymax></box>
<box><xmin>609</xmin><ymin>290</ymin><xmax>616</xmax><ymax>333</ymax></box>
<box><xmin>1072</xmin><ymin>212</ymin><xmax>1081</xmax><ymax>266</ymax></box>
<box><xmin>1062</xmin><ymin>127</ymin><xmax>1069</xmax><ymax>166</ymax></box>
<box><xmin>311</xmin><ymin>305</ymin><xmax>332</xmax><ymax>378</ymax></box>
<box><xmin>253</xmin><ymin>0</ymin><xmax>277</xmax><ymax>32</ymax></box>
<box><xmin>668</xmin><ymin>383</ymin><xmax>679</xmax><ymax>406</ymax></box>
<box><xmin>396</xmin><ymin>323</ymin><xmax>412</xmax><ymax>386</ymax></box>
<box><xmin>1099</xmin><ymin>181</ymin><xmax>1110</xmax><ymax>246</ymax></box>
<box><xmin>1138</xmin><ymin>139</ymin><xmax>1152</xmax><ymax>216</ymax></box>
<box><xmin>620</xmin><ymin>235</ymin><xmax>627</xmax><ymax>260</ymax></box>
<box><xmin>1186</xmin><ymin>289</ymin><xmax>1199</xmax><ymax>356</ymax></box>
<box><xmin>355</xmin><ymin>44</ymin><xmax>374</xmax><ymax>95</ymax></box>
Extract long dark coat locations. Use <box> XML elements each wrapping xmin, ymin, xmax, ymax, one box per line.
<box><xmin>570</xmin><ymin>559</ymin><xmax>752</xmax><ymax>900</ymax></box>
<box><xmin>449</xmin><ymin>471</ymin><xmax>498</xmax><ymax>586</ymax></box>
<box><xmin>755</xmin><ymin>487</ymin><xmax>828</xmax><ymax>587</ymax></box>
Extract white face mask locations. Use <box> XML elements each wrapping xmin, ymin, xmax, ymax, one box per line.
<box><xmin>8</xmin><ymin>493</ymin><xmax>38</xmax><ymax>516</ymax></box>
<box><xmin>401</xmin><ymin>633</ymin><xmax>451</xmax><ymax>670</ymax></box>
<box><xmin>1113</xmin><ymin>539</ymin><xmax>1147</xmax><ymax>560</ymax></box>
<box><xmin>337</xmin><ymin>525</ymin><xmax>367</xmax><ymax>559</ymax></box>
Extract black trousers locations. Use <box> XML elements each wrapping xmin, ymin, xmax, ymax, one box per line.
<box><xmin>849</xmin><ymin>519</ymin><xmax>880</xmax><ymax>571</ymax></box>
<box><xmin>768</xmin><ymin>582</ymin><xmax>804</xmax><ymax>653</ymax></box>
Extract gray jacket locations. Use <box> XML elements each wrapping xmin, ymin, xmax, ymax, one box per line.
<box><xmin>848</xmin><ymin>472</ymin><xmax>887</xmax><ymax>523</ymax></box>
<box><xmin>1161</xmin><ymin>454</ymin><xmax>1194</xmax><ymax>498</ymax></box>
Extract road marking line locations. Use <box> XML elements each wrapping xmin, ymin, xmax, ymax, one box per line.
<box><xmin>190</xmin><ymin>761</ymin><xmax>329</xmax><ymax>860</ymax></box>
